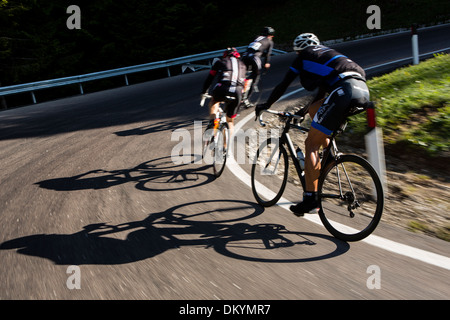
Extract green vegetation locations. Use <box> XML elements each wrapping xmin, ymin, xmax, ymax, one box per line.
<box><xmin>408</xmin><ymin>220</ymin><xmax>450</xmax><ymax>242</ymax></box>
<box><xmin>349</xmin><ymin>53</ymin><xmax>450</xmax><ymax>157</ymax></box>
<box><xmin>436</xmin><ymin>225</ymin><xmax>450</xmax><ymax>242</ymax></box>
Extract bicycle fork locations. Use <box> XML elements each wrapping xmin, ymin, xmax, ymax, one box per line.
<box><xmin>328</xmin><ymin>140</ymin><xmax>359</xmax><ymax>218</ymax></box>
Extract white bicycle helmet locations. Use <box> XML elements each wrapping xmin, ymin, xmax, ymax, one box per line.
<box><xmin>293</xmin><ymin>33</ymin><xmax>320</xmax><ymax>51</ymax></box>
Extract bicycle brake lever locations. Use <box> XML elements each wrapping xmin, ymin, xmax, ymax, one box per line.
<box><xmin>200</xmin><ymin>94</ymin><xmax>211</xmax><ymax>107</ymax></box>
<box><xmin>200</xmin><ymin>96</ymin><xmax>207</xmax><ymax>107</ymax></box>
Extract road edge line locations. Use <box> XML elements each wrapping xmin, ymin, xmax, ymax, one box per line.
<box><xmin>227</xmin><ymin>89</ymin><xmax>450</xmax><ymax>271</ymax></box>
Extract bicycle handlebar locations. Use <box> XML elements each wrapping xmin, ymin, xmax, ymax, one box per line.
<box><xmin>200</xmin><ymin>94</ymin><xmax>212</xmax><ymax>107</ymax></box>
<box><xmin>257</xmin><ymin>109</ymin><xmax>304</xmax><ymax>127</ymax></box>
<box><xmin>200</xmin><ymin>94</ymin><xmax>236</xmax><ymax>107</ymax></box>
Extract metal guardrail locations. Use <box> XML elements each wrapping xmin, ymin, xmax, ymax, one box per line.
<box><xmin>0</xmin><ymin>46</ymin><xmax>286</xmax><ymax>105</ymax></box>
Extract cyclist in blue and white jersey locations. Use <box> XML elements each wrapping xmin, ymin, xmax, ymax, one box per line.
<box><xmin>256</xmin><ymin>33</ymin><xmax>370</xmax><ymax>216</ymax></box>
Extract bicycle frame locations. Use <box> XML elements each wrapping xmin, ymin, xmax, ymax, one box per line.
<box><xmin>201</xmin><ymin>94</ymin><xmax>235</xmax><ymax>177</ymax></box>
<box><xmin>258</xmin><ymin>109</ymin><xmax>343</xmax><ymax>195</ymax></box>
<box><xmin>254</xmin><ymin>104</ymin><xmax>383</xmax><ymax>241</ymax></box>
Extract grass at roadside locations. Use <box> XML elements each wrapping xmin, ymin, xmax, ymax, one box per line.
<box><xmin>342</xmin><ymin>54</ymin><xmax>449</xmax><ymax>241</ymax></box>
<box><xmin>408</xmin><ymin>221</ymin><xmax>450</xmax><ymax>242</ymax></box>
<box><xmin>348</xmin><ymin>53</ymin><xmax>450</xmax><ymax>157</ymax></box>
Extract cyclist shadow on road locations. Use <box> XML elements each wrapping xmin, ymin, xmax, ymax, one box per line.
<box><xmin>0</xmin><ymin>200</ymin><xmax>350</xmax><ymax>265</ymax></box>
<box><xmin>114</xmin><ymin>120</ymin><xmax>188</xmax><ymax>137</ymax></box>
<box><xmin>35</xmin><ymin>155</ymin><xmax>213</xmax><ymax>192</ymax></box>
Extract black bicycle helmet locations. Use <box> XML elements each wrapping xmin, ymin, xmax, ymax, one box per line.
<box><xmin>262</xmin><ymin>26</ymin><xmax>275</xmax><ymax>36</ymax></box>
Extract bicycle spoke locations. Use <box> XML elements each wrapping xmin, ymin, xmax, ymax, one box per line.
<box><xmin>319</xmin><ymin>155</ymin><xmax>383</xmax><ymax>241</ymax></box>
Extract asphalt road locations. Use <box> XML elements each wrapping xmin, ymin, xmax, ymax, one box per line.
<box><xmin>0</xmin><ymin>24</ymin><xmax>449</xmax><ymax>301</ymax></box>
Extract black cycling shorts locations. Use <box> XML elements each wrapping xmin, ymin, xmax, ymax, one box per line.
<box><xmin>312</xmin><ymin>78</ymin><xmax>370</xmax><ymax>135</ymax></box>
<box><xmin>212</xmin><ymin>83</ymin><xmax>243</xmax><ymax>118</ymax></box>
<box><xmin>242</xmin><ymin>54</ymin><xmax>262</xmax><ymax>79</ymax></box>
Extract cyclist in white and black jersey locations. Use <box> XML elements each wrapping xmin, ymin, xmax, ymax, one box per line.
<box><xmin>256</xmin><ymin>33</ymin><xmax>370</xmax><ymax>216</ymax></box>
<box><xmin>202</xmin><ymin>47</ymin><xmax>247</xmax><ymax>137</ymax></box>
<box><xmin>242</xmin><ymin>26</ymin><xmax>275</xmax><ymax>107</ymax></box>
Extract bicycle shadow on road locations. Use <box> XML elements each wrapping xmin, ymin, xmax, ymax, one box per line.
<box><xmin>35</xmin><ymin>155</ymin><xmax>214</xmax><ymax>192</ymax></box>
<box><xmin>0</xmin><ymin>200</ymin><xmax>349</xmax><ymax>265</ymax></box>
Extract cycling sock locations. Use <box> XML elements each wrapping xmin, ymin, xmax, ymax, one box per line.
<box><xmin>303</xmin><ymin>192</ymin><xmax>317</xmax><ymax>201</ymax></box>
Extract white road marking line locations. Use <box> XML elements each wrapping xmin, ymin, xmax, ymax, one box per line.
<box><xmin>227</xmin><ymin>88</ymin><xmax>450</xmax><ymax>271</ymax></box>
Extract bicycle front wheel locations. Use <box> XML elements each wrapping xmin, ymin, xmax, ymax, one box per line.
<box><xmin>318</xmin><ymin>154</ymin><xmax>384</xmax><ymax>242</ymax></box>
<box><xmin>251</xmin><ymin>138</ymin><xmax>289</xmax><ymax>207</ymax></box>
<box><xmin>212</xmin><ymin>123</ymin><xmax>229</xmax><ymax>177</ymax></box>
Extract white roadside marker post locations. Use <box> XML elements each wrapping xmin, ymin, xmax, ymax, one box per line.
<box><xmin>411</xmin><ymin>24</ymin><xmax>419</xmax><ymax>65</ymax></box>
<box><xmin>365</xmin><ymin>102</ymin><xmax>387</xmax><ymax>194</ymax></box>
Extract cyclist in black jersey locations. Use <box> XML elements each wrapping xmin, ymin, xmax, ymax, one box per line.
<box><xmin>202</xmin><ymin>47</ymin><xmax>247</xmax><ymax>137</ymax></box>
<box><xmin>241</xmin><ymin>26</ymin><xmax>275</xmax><ymax>108</ymax></box>
<box><xmin>256</xmin><ymin>33</ymin><xmax>370</xmax><ymax>216</ymax></box>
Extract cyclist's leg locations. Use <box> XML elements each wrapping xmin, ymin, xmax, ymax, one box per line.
<box><xmin>226</xmin><ymin>116</ymin><xmax>235</xmax><ymax>145</ymax></box>
<box><xmin>204</xmin><ymin>99</ymin><xmax>221</xmax><ymax>138</ymax></box>
<box><xmin>290</xmin><ymin>127</ymin><xmax>329</xmax><ymax>215</ymax></box>
<box><xmin>304</xmin><ymin>96</ymin><xmax>330</xmax><ymax>192</ymax></box>
<box><xmin>304</xmin><ymin>127</ymin><xmax>329</xmax><ymax>192</ymax></box>
<box><xmin>308</xmin><ymin>96</ymin><xmax>326</xmax><ymax>118</ymax></box>
<box><xmin>251</xmin><ymin>60</ymin><xmax>261</xmax><ymax>96</ymax></box>
<box><xmin>208</xmin><ymin>99</ymin><xmax>220</xmax><ymax>119</ymax></box>
<box><xmin>242</xmin><ymin>55</ymin><xmax>252</xmax><ymax>97</ymax></box>
<box><xmin>307</xmin><ymin>79</ymin><xmax>369</xmax><ymax>190</ymax></box>
<box><xmin>244</xmin><ymin>57</ymin><xmax>261</xmax><ymax>105</ymax></box>
<box><xmin>225</xmin><ymin>88</ymin><xmax>242</xmax><ymax>139</ymax></box>
<box><xmin>291</xmin><ymin>86</ymin><xmax>351</xmax><ymax>215</ymax></box>
<box><xmin>209</xmin><ymin>84</ymin><xmax>228</xmax><ymax>121</ymax></box>
<box><xmin>203</xmin><ymin>98</ymin><xmax>220</xmax><ymax>144</ymax></box>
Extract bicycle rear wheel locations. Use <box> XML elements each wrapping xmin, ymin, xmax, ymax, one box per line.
<box><xmin>318</xmin><ymin>154</ymin><xmax>383</xmax><ymax>241</ymax></box>
<box><xmin>251</xmin><ymin>138</ymin><xmax>289</xmax><ymax>207</ymax></box>
<box><xmin>212</xmin><ymin>123</ymin><xmax>229</xmax><ymax>177</ymax></box>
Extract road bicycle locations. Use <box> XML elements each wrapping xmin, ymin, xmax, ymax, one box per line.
<box><xmin>251</xmin><ymin>103</ymin><xmax>384</xmax><ymax>241</ymax></box>
<box><xmin>200</xmin><ymin>94</ymin><xmax>233</xmax><ymax>177</ymax></box>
